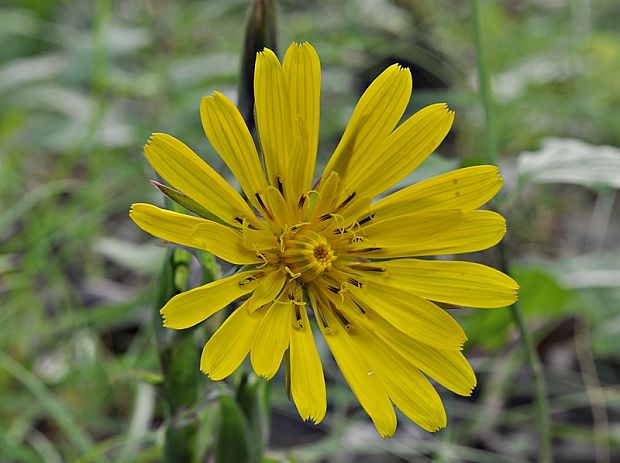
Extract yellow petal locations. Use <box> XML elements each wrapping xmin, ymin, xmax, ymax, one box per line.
<box><xmin>200</xmin><ymin>92</ymin><xmax>267</xmax><ymax>210</ymax></box>
<box><xmin>251</xmin><ymin>291</ymin><xmax>292</xmax><ymax>379</ymax></box>
<box><xmin>309</xmin><ymin>287</ymin><xmax>397</xmax><ymax>438</ymax></box>
<box><xmin>144</xmin><ymin>133</ymin><xmax>258</xmax><ymax>228</ymax></box>
<box><xmin>322</xmin><ymin>64</ymin><xmax>412</xmax><ymax>183</ymax></box>
<box><xmin>334</xmin><ymin>297</ymin><xmax>450</xmax><ymax>430</ymax></box>
<box><xmin>360</xmin><ymin>258</ymin><xmax>518</xmax><ymax>308</ymax></box>
<box><xmin>254</xmin><ymin>48</ymin><xmax>295</xmax><ymax>187</ymax></box>
<box><xmin>397</xmin><ymin>341</ymin><xmax>477</xmax><ymax>398</ymax></box>
<box><xmin>354</xmin><ymin>308</ymin><xmax>476</xmax><ymax>396</ymax></box>
<box><xmin>242</xmin><ymin>222</ymin><xmax>278</xmax><ymax>251</ymax></box>
<box><xmin>345</xmin><ymin>210</ymin><xmax>464</xmax><ymax>251</ymax></box>
<box><xmin>346</xmin><ymin>104</ymin><xmax>454</xmax><ymax>198</ymax></box>
<box><xmin>348</xmin><ymin>283</ymin><xmax>467</xmax><ymax>349</ymax></box>
<box><xmin>192</xmin><ymin>222</ymin><xmax>262</xmax><ymax>265</ymax></box>
<box><xmin>353</xmin><ymin>210</ymin><xmax>506</xmax><ymax>258</ymax></box>
<box><xmin>283</xmin><ymin>42</ymin><xmax>321</xmax><ymax>197</ymax></box>
<box><xmin>289</xmin><ymin>289</ymin><xmax>327</xmax><ymax>424</ymax></box>
<box><xmin>364</xmin><ymin>333</ymin><xmax>447</xmax><ymax>432</ymax></box>
<box><xmin>130</xmin><ymin>203</ymin><xmax>204</xmax><ymax>248</ymax></box>
<box><xmin>372</xmin><ymin>166</ymin><xmax>503</xmax><ymax>218</ymax></box>
<box><xmin>265</xmin><ymin>186</ymin><xmax>296</xmax><ymax>231</ymax></box>
<box><xmin>161</xmin><ymin>270</ymin><xmax>261</xmax><ymax>329</ymax></box>
<box><xmin>310</xmin><ymin>171</ymin><xmax>341</xmax><ymax>224</ymax></box>
<box><xmin>410</xmin><ymin>210</ymin><xmax>507</xmax><ymax>256</ymax></box>
<box><xmin>200</xmin><ymin>300</ymin><xmax>265</xmax><ymax>380</ymax></box>
<box><xmin>246</xmin><ymin>269</ymin><xmax>287</xmax><ymax>312</ymax></box>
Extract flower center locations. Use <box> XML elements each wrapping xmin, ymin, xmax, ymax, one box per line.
<box><xmin>281</xmin><ymin>228</ymin><xmax>337</xmax><ymax>282</ymax></box>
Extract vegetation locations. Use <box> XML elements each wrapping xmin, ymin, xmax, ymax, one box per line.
<box><xmin>1</xmin><ymin>0</ymin><xmax>619</xmax><ymax>461</ymax></box>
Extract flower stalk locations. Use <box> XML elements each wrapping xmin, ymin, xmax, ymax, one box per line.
<box><xmin>154</xmin><ymin>246</ymin><xmax>204</xmax><ymax>463</ymax></box>
<box><xmin>469</xmin><ymin>1</ymin><xmax>552</xmax><ymax>461</ymax></box>
<box><xmin>152</xmin><ymin>2</ymin><xmax>278</xmax><ymax>460</ymax></box>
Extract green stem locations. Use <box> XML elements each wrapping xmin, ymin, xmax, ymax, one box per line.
<box><xmin>469</xmin><ymin>1</ymin><xmax>552</xmax><ymax>462</ymax></box>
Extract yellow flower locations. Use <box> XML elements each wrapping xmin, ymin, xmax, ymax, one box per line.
<box><xmin>130</xmin><ymin>42</ymin><xmax>518</xmax><ymax>437</ymax></box>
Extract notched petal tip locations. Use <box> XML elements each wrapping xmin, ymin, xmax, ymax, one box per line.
<box><xmin>289</xmin><ymin>40</ymin><xmax>318</xmax><ymax>56</ymax></box>
<box><xmin>258</xmin><ymin>47</ymin><xmax>278</xmax><ymax>60</ymax></box>
<box><xmin>309</xmin><ymin>412</ymin><xmax>326</xmax><ymax>425</ymax></box>
<box><xmin>386</xmin><ymin>62</ymin><xmax>408</xmax><ymax>72</ymax></box>
<box><xmin>143</xmin><ymin>135</ymin><xmax>155</xmax><ymax>150</ymax></box>
<box><xmin>160</xmin><ymin>313</ymin><xmax>172</xmax><ymax>328</ymax></box>
<box><xmin>128</xmin><ymin>202</ymin><xmax>152</xmax><ymax>220</ymax></box>
<box><xmin>202</xmin><ymin>369</ymin><xmax>223</xmax><ymax>381</ymax></box>
<box><xmin>440</xmin><ymin>102</ymin><xmax>455</xmax><ymax>116</ymax></box>
<box><xmin>202</xmin><ymin>91</ymin><xmax>224</xmax><ymax>103</ymax></box>
<box><xmin>147</xmin><ymin>132</ymin><xmax>166</xmax><ymax>142</ymax></box>
<box><xmin>378</xmin><ymin>63</ymin><xmax>411</xmax><ymax>84</ymax></box>
<box><xmin>394</xmin><ymin>63</ymin><xmax>412</xmax><ymax>81</ymax></box>
<box><xmin>254</xmin><ymin>370</ymin><xmax>272</xmax><ymax>380</ymax></box>
<box><xmin>395</xmin><ymin>63</ymin><xmax>411</xmax><ymax>74</ymax></box>
<box><xmin>144</xmin><ymin>132</ymin><xmax>174</xmax><ymax>153</ymax></box>
<box><xmin>430</xmin><ymin>422</ymin><xmax>447</xmax><ymax>433</ymax></box>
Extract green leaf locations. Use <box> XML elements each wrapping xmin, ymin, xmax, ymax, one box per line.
<box><xmin>215</xmin><ymin>394</ymin><xmax>253</xmax><ymax>463</ymax></box>
<box><xmin>515</xmin><ymin>265</ymin><xmax>571</xmax><ymax>317</ymax></box>
<box><xmin>150</xmin><ymin>180</ymin><xmax>225</xmax><ymax>224</ymax></box>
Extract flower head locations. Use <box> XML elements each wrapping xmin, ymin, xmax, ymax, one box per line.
<box><xmin>130</xmin><ymin>42</ymin><xmax>518</xmax><ymax>437</ymax></box>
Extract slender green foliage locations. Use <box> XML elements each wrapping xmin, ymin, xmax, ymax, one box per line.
<box><xmin>469</xmin><ymin>2</ymin><xmax>552</xmax><ymax>462</ymax></box>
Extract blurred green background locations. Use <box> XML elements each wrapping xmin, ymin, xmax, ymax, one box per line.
<box><xmin>1</xmin><ymin>0</ymin><xmax>620</xmax><ymax>462</ymax></box>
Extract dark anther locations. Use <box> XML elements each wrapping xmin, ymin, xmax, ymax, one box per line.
<box><xmin>352</xmin><ymin>299</ymin><xmax>367</xmax><ymax>314</ymax></box>
<box><xmin>255</xmin><ymin>193</ymin><xmax>273</xmax><ymax>219</ymax></box>
<box><xmin>294</xmin><ymin>305</ymin><xmax>303</xmax><ymax>323</ymax></box>
<box><xmin>328</xmin><ymin>286</ymin><xmax>340</xmax><ymax>294</ymax></box>
<box><xmin>334</xmin><ymin>309</ymin><xmax>351</xmax><ymax>329</ymax></box>
<box><xmin>316</xmin><ymin>306</ymin><xmax>329</xmax><ymax>328</ymax></box>
<box><xmin>336</xmin><ymin>191</ymin><xmax>356</xmax><ymax>211</ymax></box>
<box><xmin>351</xmin><ymin>264</ymin><xmax>385</xmax><ymax>272</ymax></box>
<box><xmin>347</xmin><ymin>277</ymin><xmax>363</xmax><ymax>288</ymax></box>
<box><xmin>357</xmin><ymin>247</ymin><xmax>381</xmax><ymax>253</ymax></box>
<box><xmin>358</xmin><ymin>213</ymin><xmax>375</xmax><ymax>226</ymax></box>
<box><xmin>237</xmin><ymin>215</ymin><xmax>259</xmax><ymax>229</ymax></box>
<box><xmin>297</xmin><ymin>194</ymin><xmax>306</xmax><ymax>209</ymax></box>
<box><xmin>319</xmin><ymin>213</ymin><xmax>333</xmax><ymax>221</ymax></box>
<box><xmin>277</xmin><ymin>177</ymin><xmax>284</xmax><ymax>195</ymax></box>
<box><xmin>239</xmin><ymin>276</ymin><xmax>257</xmax><ymax>286</ymax></box>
